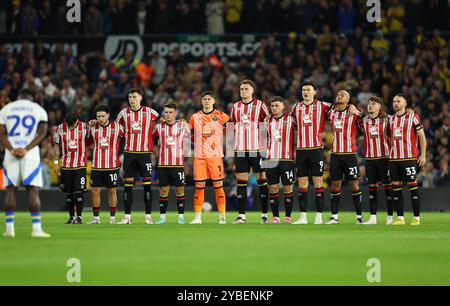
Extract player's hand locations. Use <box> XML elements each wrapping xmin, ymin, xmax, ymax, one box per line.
<box><xmin>13</xmin><ymin>148</ymin><xmax>26</xmax><ymax>158</ymax></box>
<box><xmin>417</xmin><ymin>154</ymin><xmax>426</xmax><ymax>167</ymax></box>
<box><xmin>348</xmin><ymin>104</ymin><xmax>358</xmax><ymax>115</ymax></box>
<box><xmin>54</xmin><ymin>163</ymin><xmax>61</xmax><ymax>176</ymax></box>
<box><xmin>88</xmin><ymin>119</ymin><xmax>97</xmax><ymax>127</ymax></box>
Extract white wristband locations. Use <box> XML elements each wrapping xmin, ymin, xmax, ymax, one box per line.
<box><xmin>54</xmin><ymin>160</ymin><xmax>59</xmax><ymax>165</ymax></box>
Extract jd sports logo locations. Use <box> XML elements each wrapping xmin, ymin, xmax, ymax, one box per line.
<box><xmin>104</xmin><ymin>36</ymin><xmax>144</xmax><ymax>62</ymax></box>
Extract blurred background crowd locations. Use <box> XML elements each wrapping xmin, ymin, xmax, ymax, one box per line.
<box><xmin>0</xmin><ymin>0</ymin><xmax>449</xmax><ymax>191</ymax></box>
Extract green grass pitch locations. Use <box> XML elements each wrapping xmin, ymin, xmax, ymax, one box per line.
<box><xmin>1</xmin><ymin>212</ymin><xmax>450</xmax><ymax>285</ymax></box>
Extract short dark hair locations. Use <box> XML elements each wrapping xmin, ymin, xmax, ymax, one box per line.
<box><xmin>128</xmin><ymin>87</ymin><xmax>144</xmax><ymax>97</ymax></box>
<box><xmin>65</xmin><ymin>112</ymin><xmax>78</xmax><ymax>126</ymax></box>
<box><xmin>301</xmin><ymin>81</ymin><xmax>317</xmax><ymax>90</ymax></box>
<box><xmin>164</xmin><ymin>102</ymin><xmax>177</xmax><ymax>110</ymax></box>
<box><xmin>240</xmin><ymin>79</ymin><xmax>256</xmax><ymax>91</ymax></box>
<box><xmin>95</xmin><ymin>104</ymin><xmax>110</xmax><ymax>114</ymax></box>
<box><xmin>270</xmin><ymin>96</ymin><xmax>285</xmax><ymax>104</ymax></box>
<box><xmin>18</xmin><ymin>88</ymin><xmax>34</xmax><ymax>100</ymax></box>
<box><xmin>368</xmin><ymin>96</ymin><xmax>384</xmax><ymax>105</ymax></box>
<box><xmin>201</xmin><ymin>90</ymin><xmax>217</xmax><ymax>99</ymax></box>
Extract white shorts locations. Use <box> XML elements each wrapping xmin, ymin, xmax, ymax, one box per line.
<box><xmin>2</xmin><ymin>148</ymin><xmax>43</xmax><ymax>188</ymax></box>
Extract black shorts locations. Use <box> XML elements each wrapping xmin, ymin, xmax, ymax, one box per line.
<box><xmin>389</xmin><ymin>159</ymin><xmax>418</xmax><ymax>183</ymax></box>
<box><xmin>60</xmin><ymin>168</ymin><xmax>87</xmax><ymax>193</ymax></box>
<box><xmin>234</xmin><ymin>151</ymin><xmax>264</xmax><ymax>173</ymax></box>
<box><xmin>123</xmin><ymin>152</ymin><xmax>152</xmax><ymax>179</ymax></box>
<box><xmin>266</xmin><ymin>160</ymin><xmax>295</xmax><ymax>186</ymax></box>
<box><xmin>295</xmin><ymin>148</ymin><xmax>324</xmax><ymax>177</ymax></box>
<box><xmin>365</xmin><ymin>158</ymin><xmax>390</xmax><ymax>185</ymax></box>
<box><xmin>158</xmin><ymin>167</ymin><xmax>185</xmax><ymax>187</ymax></box>
<box><xmin>330</xmin><ymin>153</ymin><xmax>359</xmax><ymax>182</ymax></box>
<box><xmin>90</xmin><ymin>169</ymin><xmax>120</xmax><ymax>188</ymax></box>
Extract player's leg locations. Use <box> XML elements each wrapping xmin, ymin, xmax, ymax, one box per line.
<box><xmin>2</xmin><ymin>152</ymin><xmax>18</xmax><ymax>237</ymax></box>
<box><xmin>212</xmin><ymin>180</ymin><xmax>227</xmax><ymax>224</ymax></box>
<box><xmin>155</xmin><ymin>167</ymin><xmax>170</xmax><ymax>225</ymax></box>
<box><xmin>405</xmin><ymin>161</ymin><xmax>421</xmax><ymax>225</ymax></box>
<box><xmin>295</xmin><ymin>150</ymin><xmax>310</xmax><ymax>223</ymax></box>
<box><xmin>3</xmin><ymin>186</ymin><xmax>17</xmax><ymax>237</ymax></box>
<box><xmin>107</xmin><ymin>187</ymin><xmax>118</xmax><ymax>224</ymax></box>
<box><xmin>327</xmin><ymin>154</ymin><xmax>343</xmax><ymax>224</ymax></box>
<box><xmin>60</xmin><ymin>169</ymin><xmax>76</xmax><ymax>224</ymax></box>
<box><xmin>234</xmin><ymin>152</ymin><xmax>250</xmax><ymax>223</ymax></box>
<box><xmin>253</xmin><ymin>152</ymin><xmax>269</xmax><ymax>221</ymax></box>
<box><xmin>26</xmin><ymin>186</ymin><xmax>50</xmax><ymax>237</ymax></box>
<box><xmin>73</xmin><ymin>168</ymin><xmax>87</xmax><ymax>224</ymax></box>
<box><xmin>379</xmin><ymin>158</ymin><xmax>394</xmax><ymax>224</ymax></box>
<box><xmin>20</xmin><ymin>152</ymin><xmax>50</xmax><ymax>237</ymax></box>
<box><xmin>119</xmin><ymin>153</ymin><xmax>136</xmax><ymax>224</ymax></box>
<box><xmin>175</xmin><ymin>186</ymin><xmax>186</xmax><ymax>224</ymax></box>
<box><xmin>268</xmin><ymin>183</ymin><xmax>280</xmax><ymax>223</ymax></box>
<box><xmin>208</xmin><ymin>157</ymin><xmax>226</xmax><ymax>224</ymax></box>
<box><xmin>363</xmin><ymin>160</ymin><xmax>379</xmax><ymax>225</ymax></box>
<box><xmin>311</xmin><ymin>149</ymin><xmax>325</xmax><ymax>224</ymax></box>
<box><xmin>345</xmin><ymin>155</ymin><xmax>363</xmax><ymax>224</ymax></box>
<box><xmin>139</xmin><ymin>154</ymin><xmax>154</xmax><ymax>224</ymax></box>
<box><xmin>89</xmin><ymin>187</ymin><xmax>102</xmax><ymax>224</ymax></box>
<box><xmin>191</xmin><ymin>158</ymin><xmax>207</xmax><ymax>224</ymax></box>
<box><xmin>279</xmin><ymin>162</ymin><xmax>294</xmax><ymax>224</ymax></box>
<box><xmin>389</xmin><ymin>161</ymin><xmax>405</xmax><ymax>225</ymax></box>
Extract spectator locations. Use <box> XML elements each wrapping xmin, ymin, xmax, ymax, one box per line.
<box><xmin>84</xmin><ymin>4</ymin><xmax>104</xmax><ymax>36</ymax></box>
<box><xmin>337</xmin><ymin>0</ymin><xmax>356</xmax><ymax>34</ymax></box>
<box><xmin>151</xmin><ymin>52</ymin><xmax>167</xmax><ymax>86</ymax></box>
<box><xmin>206</xmin><ymin>0</ymin><xmax>224</xmax><ymax>35</ymax></box>
<box><xmin>42</xmin><ymin>75</ymin><xmax>58</xmax><ymax>99</ymax></box>
<box><xmin>135</xmin><ymin>1</ymin><xmax>149</xmax><ymax>35</ymax></box>
<box><xmin>224</xmin><ymin>0</ymin><xmax>243</xmax><ymax>33</ymax></box>
<box><xmin>38</xmin><ymin>0</ymin><xmax>54</xmax><ymax>35</ymax></box>
<box><xmin>0</xmin><ymin>4</ymin><xmax>7</xmax><ymax>35</ymax></box>
<box><xmin>154</xmin><ymin>0</ymin><xmax>174</xmax><ymax>33</ymax></box>
<box><xmin>60</xmin><ymin>79</ymin><xmax>76</xmax><ymax>109</ymax></box>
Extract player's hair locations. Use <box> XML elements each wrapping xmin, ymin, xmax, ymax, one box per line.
<box><xmin>65</xmin><ymin>112</ymin><xmax>78</xmax><ymax>126</ymax></box>
<box><xmin>201</xmin><ymin>90</ymin><xmax>217</xmax><ymax>99</ymax></box>
<box><xmin>95</xmin><ymin>104</ymin><xmax>110</xmax><ymax>114</ymax></box>
<box><xmin>240</xmin><ymin>79</ymin><xmax>256</xmax><ymax>91</ymax></box>
<box><xmin>368</xmin><ymin>96</ymin><xmax>384</xmax><ymax>105</ymax></box>
<box><xmin>270</xmin><ymin>96</ymin><xmax>285</xmax><ymax>104</ymax></box>
<box><xmin>164</xmin><ymin>102</ymin><xmax>177</xmax><ymax>110</ymax></box>
<box><xmin>394</xmin><ymin>93</ymin><xmax>407</xmax><ymax>101</ymax></box>
<box><xmin>128</xmin><ymin>87</ymin><xmax>144</xmax><ymax>97</ymax></box>
<box><xmin>18</xmin><ymin>88</ymin><xmax>34</xmax><ymax>100</ymax></box>
<box><xmin>301</xmin><ymin>81</ymin><xmax>317</xmax><ymax>90</ymax></box>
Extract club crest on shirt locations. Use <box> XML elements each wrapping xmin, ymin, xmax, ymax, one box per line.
<box><xmin>369</xmin><ymin>125</ymin><xmax>379</xmax><ymax>137</ymax></box>
<box><xmin>68</xmin><ymin>140</ymin><xmax>78</xmax><ymax>149</ymax></box>
<box><xmin>394</xmin><ymin>128</ymin><xmax>402</xmax><ymax>139</ymax></box>
<box><xmin>99</xmin><ymin>137</ymin><xmax>108</xmax><ymax>147</ymax></box>
<box><xmin>273</xmin><ymin>129</ymin><xmax>282</xmax><ymax>139</ymax></box>
<box><xmin>166</xmin><ymin>135</ymin><xmax>175</xmax><ymax>145</ymax></box>
<box><xmin>131</xmin><ymin>121</ymin><xmax>141</xmax><ymax>131</ymax></box>
<box><xmin>242</xmin><ymin>114</ymin><xmax>250</xmax><ymax>123</ymax></box>
<box><xmin>334</xmin><ymin>119</ymin><xmax>343</xmax><ymax>130</ymax></box>
<box><xmin>303</xmin><ymin>114</ymin><xmax>312</xmax><ymax>125</ymax></box>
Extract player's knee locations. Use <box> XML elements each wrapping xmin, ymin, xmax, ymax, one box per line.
<box><xmin>297</xmin><ymin>177</ymin><xmax>309</xmax><ymax>188</ymax></box>
<box><xmin>284</xmin><ymin>185</ymin><xmax>293</xmax><ymax>193</ymax></box>
<box><xmin>312</xmin><ymin>177</ymin><xmax>323</xmax><ymax>188</ymax></box>
<box><xmin>92</xmin><ymin>187</ymin><xmax>101</xmax><ymax>195</ymax></box>
<box><xmin>124</xmin><ymin>178</ymin><xmax>134</xmax><ymax>184</ymax></box>
<box><xmin>255</xmin><ymin>172</ymin><xmax>266</xmax><ymax>180</ymax></box>
<box><xmin>107</xmin><ymin>188</ymin><xmax>116</xmax><ymax>196</ymax></box>
<box><xmin>195</xmin><ymin>182</ymin><xmax>206</xmax><ymax>189</ymax></box>
<box><xmin>269</xmin><ymin>185</ymin><xmax>279</xmax><ymax>194</ymax></box>
<box><xmin>212</xmin><ymin>181</ymin><xmax>223</xmax><ymax>188</ymax></box>
<box><xmin>160</xmin><ymin>186</ymin><xmax>169</xmax><ymax>196</ymax></box>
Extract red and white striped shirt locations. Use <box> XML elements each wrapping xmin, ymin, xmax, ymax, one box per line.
<box><xmin>290</xmin><ymin>100</ymin><xmax>332</xmax><ymax>149</ymax></box>
<box><xmin>90</xmin><ymin>121</ymin><xmax>124</xmax><ymax>169</ymax></box>
<box><xmin>359</xmin><ymin>116</ymin><xmax>390</xmax><ymax>159</ymax></box>
<box><xmin>389</xmin><ymin>113</ymin><xmax>423</xmax><ymax>160</ymax></box>
<box><xmin>230</xmin><ymin>99</ymin><xmax>270</xmax><ymax>151</ymax></box>
<box><xmin>154</xmin><ymin>121</ymin><xmax>189</xmax><ymax>166</ymax></box>
<box><xmin>328</xmin><ymin>107</ymin><xmax>364</xmax><ymax>154</ymax></box>
<box><xmin>117</xmin><ymin>106</ymin><xmax>160</xmax><ymax>153</ymax></box>
<box><xmin>53</xmin><ymin>121</ymin><xmax>89</xmax><ymax>168</ymax></box>
<box><xmin>267</xmin><ymin>114</ymin><xmax>296</xmax><ymax>160</ymax></box>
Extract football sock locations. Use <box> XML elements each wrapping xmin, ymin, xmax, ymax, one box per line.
<box><xmin>257</xmin><ymin>179</ymin><xmax>268</xmax><ymax>214</ymax></box>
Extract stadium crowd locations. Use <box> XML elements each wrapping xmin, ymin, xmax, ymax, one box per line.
<box><xmin>0</xmin><ymin>0</ymin><xmax>450</xmax><ymax>189</ymax></box>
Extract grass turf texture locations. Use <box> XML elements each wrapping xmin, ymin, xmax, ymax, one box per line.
<box><xmin>1</xmin><ymin>212</ymin><xmax>450</xmax><ymax>285</ymax></box>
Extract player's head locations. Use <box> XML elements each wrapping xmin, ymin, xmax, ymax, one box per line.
<box><xmin>164</xmin><ymin>102</ymin><xmax>177</xmax><ymax>122</ymax></box>
<box><xmin>65</xmin><ymin>112</ymin><xmax>78</xmax><ymax>128</ymax></box>
<box><xmin>239</xmin><ymin>79</ymin><xmax>256</xmax><ymax>100</ymax></box>
<box><xmin>335</xmin><ymin>90</ymin><xmax>351</xmax><ymax>105</ymax></box>
<box><xmin>201</xmin><ymin>91</ymin><xmax>216</xmax><ymax>110</ymax></box>
<box><xmin>270</xmin><ymin>96</ymin><xmax>285</xmax><ymax>116</ymax></box>
<box><xmin>393</xmin><ymin>94</ymin><xmax>407</xmax><ymax>112</ymax></box>
<box><xmin>95</xmin><ymin>105</ymin><xmax>110</xmax><ymax>126</ymax></box>
<box><xmin>18</xmin><ymin>88</ymin><xmax>34</xmax><ymax>101</ymax></box>
<box><xmin>301</xmin><ymin>81</ymin><xmax>317</xmax><ymax>102</ymax></box>
<box><xmin>367</xmin><ymin>96</ymin><xmax>384</xmax><ymax>115</ymax></box>
<box><xmin>128</xmin><ymin>88</ymin><xmax>143</xmax><ymax>109</ymax></box>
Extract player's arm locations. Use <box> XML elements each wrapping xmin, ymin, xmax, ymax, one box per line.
<box><xmin>23</xmin><ymin>122</ymin><xmax>48</xmax><ymax>155</ymax></box>
<box><xmin>417</xmin><ymin>128</ymin><xmax>427</xmax><ymax>167</ymax></box>
<box><xmin>0</xmin><ymin>124</ymin><xmax>20</xmax><ymax>157</ymax></box>
<box><xmin>52</xmin><ymin>142</ymin><xmax>62</xmax><ymax>176</ymax></box>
